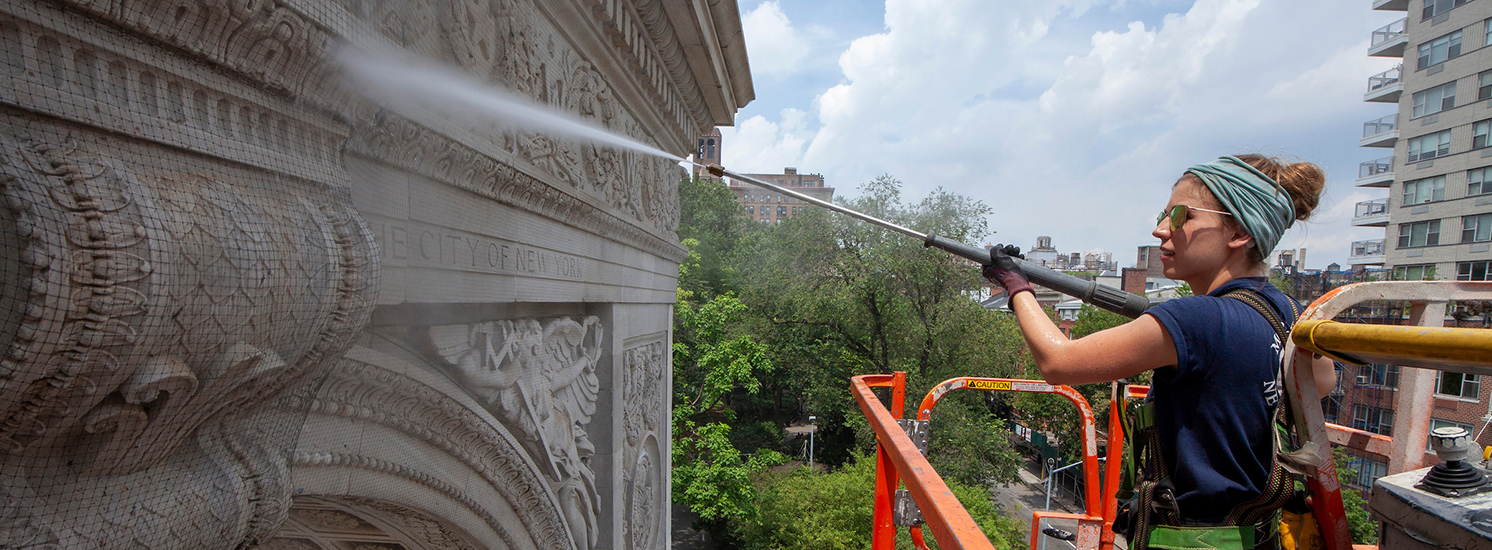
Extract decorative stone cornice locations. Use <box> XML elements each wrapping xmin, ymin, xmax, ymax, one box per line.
<box><xmin>348</xmin><ymin>114</ymin><xmax>686</xmax><ymax>262</ymax></box>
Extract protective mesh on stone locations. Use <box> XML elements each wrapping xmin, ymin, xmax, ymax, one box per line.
<box><xmin>0</xmin><ymin>1</ymin><xmax>371</xmax><ymax>547</ymax></box>
<box><xmin>0</xmin><ymin>0</ymin><xmax>687</xmax><ymax>548</ymax></box>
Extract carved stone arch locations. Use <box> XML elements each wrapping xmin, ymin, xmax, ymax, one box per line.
<box><xmin>256</xmin><ymin>495</ymin><xmax>486</xmax><ymax>550</ymax></box>
<box><xmin>281</xmin><ymin>344</ymin><xmax>579</xmax><ymax>550</ymax></box>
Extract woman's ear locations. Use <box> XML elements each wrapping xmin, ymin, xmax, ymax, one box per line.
<box><xmin>1227</xmin><ymin>225</ymin><xmax>1253</xmax><ymax>251</ymax></box>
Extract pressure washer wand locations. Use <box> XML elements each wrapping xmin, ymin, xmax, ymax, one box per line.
<box><xmin>697</xmin><ymin>163</ymin><xmax>1153</xmax><ymax>319</ymax></box>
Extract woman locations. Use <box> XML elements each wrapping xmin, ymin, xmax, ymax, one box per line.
<box><xmin>983</xmin><ymin>154</ymin><xmax>1337</xmax><ymax>549</ymax></box>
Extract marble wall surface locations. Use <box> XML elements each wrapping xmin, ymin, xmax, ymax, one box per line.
<box><xmin>0</xmin><ymin>0</ymin><xmax>751</xmax><ymax>548</ymax></box>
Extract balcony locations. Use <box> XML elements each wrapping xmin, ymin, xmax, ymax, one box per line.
<box><xmin>1360</xmin><ymin>114</ymin><xmax>1398</xmax><ymax>148</ymax></box>
<box><xmin>1353</xmin><ymin>198</ymin><xmax>1390</xmax><ymax>227</ymax></box>
<box><xmin>1357</xmin><ymin>157</ymin><xmax>1395</xmax><ymax>187</ymax></box>
<box><xmin>1349</xmin><ymin>239</ymin><xmax>1387</xmax><ymax>265</ymax></box>
<box><xmin>1372</xmin><ymin>0</ymin><xmax>1408</xmax><ymax>11</ymax></box>
<box><xmin>1368</xmin><ymin>18</ymin><xmax>1407</xmax><ymax>57</ymax></box>
<box><xmin>1364</xmin><ymin>65</ymin><xmax>1402</xmax><ymax>103</ymax></box>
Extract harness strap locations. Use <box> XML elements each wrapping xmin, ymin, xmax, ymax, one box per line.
<box><xmin>1219</xmin><ymin>287</ymin><xmax>1303</xmax><ymax>528</ymax></box>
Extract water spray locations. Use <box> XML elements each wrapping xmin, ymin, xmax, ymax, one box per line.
<box><xmin>692</xmin><ymin>162</ymin><xmax>1153</xmax><ymax>319</ymax></box>
<box><xmin>335</xmin><ymin>46</ymin><xmax>1151</xmax><ymax>318</ymax></box>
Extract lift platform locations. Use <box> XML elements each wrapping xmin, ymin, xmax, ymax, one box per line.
<box><xmin>853</xmin><ymin>281</ymin><xmax>1492</xmax><ymax>550</ymax></box>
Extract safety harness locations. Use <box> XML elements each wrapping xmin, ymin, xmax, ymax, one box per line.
<box><xmin>1113</xmin><ymin>287</ymin><xmax>1303</xmax><ymax>550</ymax></box>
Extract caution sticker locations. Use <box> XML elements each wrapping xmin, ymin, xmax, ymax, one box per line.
<box><xmin>966</xmin><ymin>380</ymin><xmax>1012</xmax><ymax>391</ymax></box>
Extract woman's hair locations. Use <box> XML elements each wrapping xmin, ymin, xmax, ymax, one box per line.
<box><xmin>1183</xmin><ymin>154</ymin><xmax>1326</xmax><ymax>265</ymax></box>
<box><xmin>1233</xmin><ymin>154</ymin><xmax>1325</xmax><ymax>223</ymax></box>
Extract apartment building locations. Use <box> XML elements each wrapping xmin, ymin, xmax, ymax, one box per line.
<box><xmin>1342</xmin><ymin>0</ymin><xmax>1492</xmax><ymax>489</ymax></box>
<box><xmin>691</xmin><ymin>127</ymin><xmax>835</xmax><ymax>224</ymax></box>
<box><xmin>732</xmin><ymin>167</ymin><xmax>834</xmax><ymax>224</ymax></box>
<box><xmin>1356</xmin><ymin>0</ymin><xmax>1492</xmax><ymax>280</ymax></box>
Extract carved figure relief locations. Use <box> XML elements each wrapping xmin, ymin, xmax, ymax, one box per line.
<box><xmin>427</xmin><ymin>316</ymin><xmax>604</xmax><ymax>549</ymax></box>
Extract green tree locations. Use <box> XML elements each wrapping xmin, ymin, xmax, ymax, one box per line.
<box><xmin>1012</xmin><ymin>304</ymin><xmax>1144</xmax><ymax>459</ymax></box>
<box><xmin>1332</xmin><ymin>448</ymin><xmax>1378</xmax><ymax>544</ymax></box>
<box><xmin>732</xmin><ymin>455</ymin><xmax>1026</xmax><ymax>550</ymax></box>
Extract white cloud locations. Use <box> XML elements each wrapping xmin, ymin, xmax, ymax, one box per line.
<box><xmin>724</xmin><ymin>0</ymin><xmax>1395</xmax><ymax>268</ymax></box>
<box><xmin>742</xmin><ymin>2</ymin><xmax>809</xmax><ymax>77</ymax></box>
<box><xmin>719</xmin><ymin>108</ymin><xmax>810</xmax><ymax>172</ymax></box>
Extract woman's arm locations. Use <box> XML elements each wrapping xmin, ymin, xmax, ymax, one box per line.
<box><xmin>1008</xmin><ymin>292</ymin><xmax>1179</xmax><ymax>386</ymax></box>
<box><xmin>1311</xmin><ymin>353</ymin><xmax>1337</xmax><ymax>398</ymax></box>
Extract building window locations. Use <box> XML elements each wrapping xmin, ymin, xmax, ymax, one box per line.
<box><xmin>1407</xmin><ymin>130</ymin><xmax>1452</xmax><ymax>162</ymax></box>
<box><xmin>1423</xmin><ymin>0</ymin><xmax>1472</xmax><ymax>20</ymax></box>
<box><xmin>1476</xmin><ymin>119</ymin><xmax>1492</xmax><ymax>150</ymax></box>
<box><xmin>1397</xmin><ymin>220</ymin><xmax>1441</xmax><ymax>248</ymax></box>
<box><xmin>1403</xmin><ymin>176</ymin><xmax>1445</xmax><ymax>205</ymax></box>
<box><xmin>1464</xmin><ymin>213</ymin><xmax>1492</xmax><ymax>243</ymax></box>
<box><xmin>1344</xmin><ymin>452</ymin><xmax>1389</xmax><ymax>489</ymax></box>
<box><xmin>706</xmin><ymin>139</ymin><xmax>715</xmax><ymax>159</ymax></box>
<box><xmin>1321</xmin><ymin>395</ymin><xmax>1340</xmax><ymax>423</ymax></box>
<box><xmin>1356</xmin><ymin>364</ymin><xmax>1401</xmax><ymax>387</ymax></box>
<box><xmin>745</xmin><ymin>206</ymin><xmax>754</xmax><ymax>215</ymax></box>
<box><xmin>1436</xmin><ymin>371</ymin><xmax>1481</xmax><ymax>399</ymax></box>
<box><xmin>1481</xmin><ymin>71</ymin><xmax>1492</xmax><ymax>100</ymax></box>
<box><xmin>1471</xmin><ymin>167</ymin><xmax>1492</xmax><ymax>196</ymax></box>
<box><xmin>1352</xmin><ymin>405</ymin><xmax>1395</xmax><ymax>435</ymax></box>
<box><xmin>1418</xmin><ymin>30</ymin><xmax>1463</xmax><ymax>69</ymax></box>
<box><xmin>1429</xmin><ymin>419</ymin><xmax>1474</xmax><ymax>450</ymax></box>
<box><xmin>1412</xmin><ymin>81</ymin><xmax>1457</xmax><ymax>118</ymax></box>
<box><xmin>777</xmin><ymin>206</ymin><xmax>786</xmax><ymax>215</ymax></box>
<box><xmin>1459</xmin><ymin>260</ymin><xmax>1492</xmax><ymax>281</ymax></box>
<box><xmin>1487</xmin><ymin>17</ymin><xmax>1492</xmax><ymax>46</ymax></box>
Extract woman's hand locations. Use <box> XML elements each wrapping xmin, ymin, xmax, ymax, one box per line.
<box><xmin>982</xmin><ymin>244</ymin><xmax>1033</xmax><ymax>301</ymax></box>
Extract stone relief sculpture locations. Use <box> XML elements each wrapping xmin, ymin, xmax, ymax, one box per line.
<box><xmin>427</xmin><ymin>316</ymin><xmax>604</xmax><ymax>549</ymax></box>
<box><xmin>0</xmin><ymin>132</ymin><xmax>378</xmax><ymax>547</ymax></box>
<box><xmin>0</xmin><ymin>0</ymin><xmax>747</xmax><ymax>545</ymax></box>
<box><xmin>622</xmin><ymin>341</ymin><xmax>666</xmax><ymax>550</ymax></box>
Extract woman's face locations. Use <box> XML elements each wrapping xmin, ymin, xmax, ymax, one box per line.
<box><xmin>1152</xmin><ymin>177</ymin><xmax>1241</xmax><ymax>284</ymax></box>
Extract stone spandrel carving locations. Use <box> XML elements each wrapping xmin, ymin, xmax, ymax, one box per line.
<box><xmin>0</xmin><ymin>134</ymin><xmax>378</xmax><ymax>548</ymax></box>
<box><xmin>623</xmin><ymin>341</ymin><xmax>666</xmax><ymax>448</ymax></box>
<box><xmin>426</xmin><ymin>316</ymin><xmax>603</xmax><ymax>549</ymax></box>
<box><xmin>622</xmin><ymin>342</ymin><xmax>665</xmax><ymax>550</ymax></box>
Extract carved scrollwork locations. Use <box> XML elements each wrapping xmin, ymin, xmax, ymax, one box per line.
<box><xmin>0</xmin><ymin>135</ymin><xmax>379</xmax><ymax>477</ymax></box>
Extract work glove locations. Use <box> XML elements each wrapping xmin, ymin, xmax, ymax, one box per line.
<box><xmin>982</xmin><ymin>244</ymin><xmax>1032</xmax><ymax>302</ymax></box>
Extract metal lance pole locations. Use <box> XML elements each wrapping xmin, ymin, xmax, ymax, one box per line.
<box><xmin>696</xmin><ymin>163</ymin><xmax>1153</xmax><ymax>319</ymax></box>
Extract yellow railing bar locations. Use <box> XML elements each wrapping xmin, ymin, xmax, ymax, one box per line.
<box><xmin>1291</xmin><ymin>319</ymin><xmax>1492</xmax><ymax>375</ymax></box>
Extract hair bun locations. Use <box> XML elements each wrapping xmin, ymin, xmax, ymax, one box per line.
<box><xmin>1235</xmin><ymin>154</ymin><xmax>1325</xmax><ymax>221</ymax></box>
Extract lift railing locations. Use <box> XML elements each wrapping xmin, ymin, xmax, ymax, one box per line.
<box><xmin>1279</xmin><ymin>281</ymin><xmax>1492</xmax><ymax>550</ymax></box>
<box><xmin>853</xmin><ymin>372</ymin><xmax>1127</xmax><ymax>550</ymax></box>
<box><xmin>855</xmin><ymin>281</ymin><xmax>1492</xmax><ymax>550</ymax></box>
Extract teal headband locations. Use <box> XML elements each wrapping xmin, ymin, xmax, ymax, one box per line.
<box><xmin>1184</xmin><ymin>156</ymin><xmax>1296</xmax><ymax>257</ymax></box>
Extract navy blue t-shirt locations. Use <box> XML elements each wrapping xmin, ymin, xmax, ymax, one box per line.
<box><xmin>1142</xmin><ymin>277</ymin><xmax>1297</xmax><ymax>523</ymax></box>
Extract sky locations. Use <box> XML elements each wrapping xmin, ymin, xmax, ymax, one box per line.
<box><xmin>717</xmin><ymin>0</ymin><xmax>1406</xmax><ymax>270</ymax></box>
